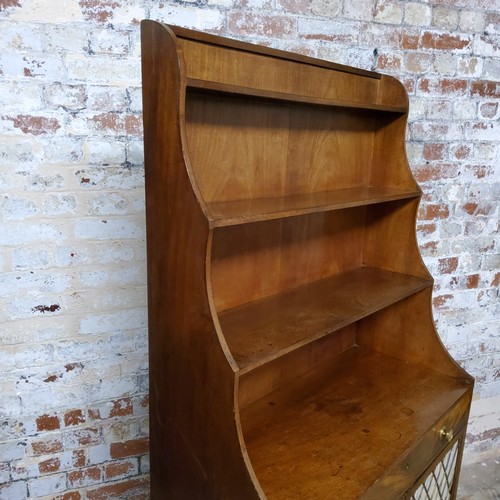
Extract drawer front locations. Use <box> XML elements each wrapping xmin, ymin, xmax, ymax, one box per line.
<box><xmin>407</xmin><ymin>429</ymin><xmax>465</xmax><ymax>500</ymax></box>
<box><xmin>362</xmin><ymin>388</ymin><xmax>472</xmax><ymax>499</ymax></box>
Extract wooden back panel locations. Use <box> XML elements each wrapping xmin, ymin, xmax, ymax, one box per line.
<box><xmin>185</xmin><ymin>95</ymin><xmax>380</xmax><ymax>203</ymax></box>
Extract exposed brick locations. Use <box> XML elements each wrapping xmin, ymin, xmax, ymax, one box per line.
<box><xmin>228</xmin><ymin>12</ymin><xmax>296</xmax><ymax>37</ymax></box>
<box><xmin>433</xmin><ymin>294</ymin><xmax>454</xmax><ymax>309</ymax></box>
<box><xmin>466</xmin><ymin>274</ymin><xmax>480</xmax><ymax>289</ymax></box>
<box><xmin>79</xmin><ymin>0</ymin><xmax>119</xmax><ymax>23</ymax></box>
<box><xmin>64</xmin><ymin>409</ymin><xmax>86</xmax><ymax>427</ymax></box>
<box><xmin>438</xmin><ymin>257</ymin><xmax>459</xmax><ymax>274</ymax></box>
<box><xmin>377</xmin><ymin>53</ymin><xmax>402</xmax><ymax>70</ymax></box>
<box><xmin>36</xmin><ymin>414</ymin><xmax>60</xmax><ymax>432</ymax></box>
<box><xmin>39</xmin><ymin>457</ymin><xmax>61</xmax><ymax>474</ymax></box>
<box><xmin>423</xmin><ymin>143</ymin><xmax>446</xmax><ymax>161</ymax></box>
<box><xmin>419</xmin><ymin>204</ymin><xmax>450</xmax><ymax>220</ymax></box>
<box><xmin>105</xmin><ymin>458</ymin><xmax>137</xmax><ymax>479</ymax></box>
<box><xmin>0</xmin><ymin>0</ymin><xmax>22</xmax><ymax>10</ymax></box>
<box><xmin>420</xmin><ymin>31</ymin><xmax>470</xmax><ymax>51</ymax></box>
<box><xmin>417</xmin><ymin>223</ymin><xmax>437</xmax><ymax>236</ymax></box>
<box><xmin>68</xmin><ymin>466</ymin><xmax>102</xmax><ymax>487</ymax></box>
<box><xmin>86</xmin><ymin>477</ymin><xmax>149</xmax><ymax>500</ymax></box>
<box><xmin>10</xmin><ymin>114</ymin><xmax>61</xmax><ymax>136</ymax></box>
<box><xmin>418</xmin><ymin>78</ymin><xmax>468</xmax><ymax>96</ymax></box>
<box><xmin>491</xmin><ymin>273</ymin><xmax>500</xmax><ymax>287</ymax></box>
<box><xmin>72</xmin><ymin>449</ymin><xmax>87</xmax><ymax>468</ymax></box>
<box><xmin>110</xmin><ymin>438</ymin><xmax>149</xmax><ymax>459</ymax></box>
<box><xmin>32</xmin><ymin>437</ymin><xmax>63</xmax><ymax>456</ymax></box>
<box><xmin>471</xmin><ymin>81</ymin><xmax>500</xmax><ymax>98</ymax></box>
<box><xmin>109</xmin><ymin>397</ymin><xmax>133</xmax><ymax>418</ymax></box>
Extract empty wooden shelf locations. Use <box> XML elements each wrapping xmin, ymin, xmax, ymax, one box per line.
<box><xmin>141</xmin><ymin>21</ymin><xmax>473</xmax><ymax>499</ymax></box>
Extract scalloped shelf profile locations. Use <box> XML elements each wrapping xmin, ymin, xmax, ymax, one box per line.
<box><xmin>141</xmin><ymin>20</ymin><xmax>474</xmax><ymax>500</ymax></box>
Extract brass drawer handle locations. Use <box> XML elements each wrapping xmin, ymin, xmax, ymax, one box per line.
<box><xmin>439</xmin><ymin>427</ymin><xmax>454</xmax><ymax>443</ymax></box>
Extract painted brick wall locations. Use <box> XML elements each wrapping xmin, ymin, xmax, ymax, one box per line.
<box><xmin>0</xmin><ymin>0</ymin><xmax>498</xmax><ymax>497</ymax></box>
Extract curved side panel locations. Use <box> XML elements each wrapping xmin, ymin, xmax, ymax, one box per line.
<box><xmin>141</xmin><ymin>20</ymin><xmax>260</xmax><ymax>499</ymax></box>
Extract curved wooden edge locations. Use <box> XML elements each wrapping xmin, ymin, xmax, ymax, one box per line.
<box><xmin>141</xmin><ymin>20</ymin><xmax>261</xmax><ymax>499</ymax></box>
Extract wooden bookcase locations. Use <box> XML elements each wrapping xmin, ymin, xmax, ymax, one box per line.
<box><xmin>141</xmin><ymin>21</ymin><xmax>474</xmax><ymax>499</ymax></box>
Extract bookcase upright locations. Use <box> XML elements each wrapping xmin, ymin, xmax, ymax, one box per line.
<box><xmin>141</xmin><ymin>20</ymin><xmax>474</xmax><ymax>499</ymax></box>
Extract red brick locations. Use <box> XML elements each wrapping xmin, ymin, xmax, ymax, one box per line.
<box><xmin>68</xmin><ymin>466</ymin><xmax>102</xmax><ymax>487</ymax></box>
<box><xmin>419</xmin><ymin>204</ymin><xmax>450</xmax><ymax>220</ymax></box>
<box><xmin>466</xmin><ymin>274</ymin><xmax>480</xmax><ymax>289</ymax></box>
<box><xmin>36</xmin><ymin>414</ymin><xmax>60</xmax><ymax>431</ymax></box>
<box><xmin>471</xmin><ymin>80</ymin><xmax>500</xmax><ymax>98</ymax></box>
<box><xmin>92</xmin><ymin>112</ymin><xmax>121</xmax><ymax>132</ymax></box>
<box><xmin>417</xmin><ymin>223</ymin><xmax>436</xmax><ymax>236</ymax></box>
<box><xmin>451</xmin><ymin>144</ymin><xmax>471</xmax><ymax>160</ymax></box>
<box><xmin>418</xmin><ymin>78</ymin><xmax>467</xmax><ymax>95</ymax></box>
<box><xmin>32</xmin><ymin>438</ymin><xmax>63</xmax><ymax>455</ymax></box>
<box><xmin>377</xmin><ymin>53</ymin><xmax>402</xmax><ymax>70</ymax></box>
<box><xmin>398</xmin><ymin>32</ymin><xmax>419</xmax><ymax>50</ymax></box>
<box><xmin>55</xmin><ymin>493</ymin><xmax>82</xmax><ymax>500</ymax></box>
<box><xmin>87</xmin><ymin>477</ymin><xmax>149</xmax><ymax>500</ymax></box>
<box><xmin>72</xmin><ymin>449</ymin><xmax>86</xmax><ymax>468</ymax></box>
<box><xmin>420</xmin><ymin>31</ymin><xmax>470</xmax><ymax>50</ymax></box>
<box><xmin>438</xmin><ymin>257</ymin><xmax>459</xmax><ymax>274</ymax></box>
<box><xmin>105</xmin><ymin>459</ymin><xmax>136</xmax><ymax>479</ymax></box>
<box><xmin>10</xmin><ymin>114</ymin><xmax>61</xmax><ymax>135</ymax></box>
<box><xmin>433</xmin><ymin>294</ymin><xmax>453</xmax><ymax>309</ymax></box>
<box><xmin>64</xmin><ymin>409</ymin><xmax>86</xmax><ymax>427</ymax></box>
<box><xmin>414</xmin><ymin>163</ymin><xmax>458</xmax><ymax>183</ymax></box>
<box><xmin>423</xmin><ymin>143</ymin><xmax>446</xmax><ymax>161</ymax></box>
<box><xmin>124</xmin><ymin>114</ymin><xmax>142</xmax><ymax>136</ymax></box>
<box><xmin>491</xmin><ymin>273</ymin><xmax>500</xmax><ymax>287</ymax></box>
<box><xmin>140</xmin><ymin>394</ymin><xmax>149</xmax><ymax>408</ymax></box>
<box><xmin>109</xmin><ymin>398</ymin><xmax>133</xmax><ymax>418</ymax></box>
<box><xmin>110</xmin><ymin>438</ymin><xmax>149</xmax><ymax>459</ymax></box>
<box><xmin>39</xmin><ymin>457</ymin><xmax>61</xmax><ymax>473</ymax></box>
<box><xmin>0</xmin><ymin>0</ymin><xmax>22</xmax><ymax>10</ymax></box>
<box><xmin>79</xmin><ymin>0</ymin><xmax>119</xmax><ymax>23</ymax></box>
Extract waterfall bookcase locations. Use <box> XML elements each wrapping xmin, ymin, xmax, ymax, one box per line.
<box><xmin>141</xmin><ymin>20</ymin><xmax>474</xmax><ymax>500</ymax></box>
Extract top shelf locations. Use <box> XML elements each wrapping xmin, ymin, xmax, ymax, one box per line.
<box><xmin>186</xmin><ymin>79</ymin><xmax>408</xmax><ymax>114</ymax></box>
<box><xmin>206</xmin><ymin>186</ymin><xmax>420</xmax><ymax>227</ymax></box>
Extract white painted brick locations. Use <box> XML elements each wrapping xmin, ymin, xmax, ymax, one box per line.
<box><xmin>43</xmin><ymin>194</ymin><xmax>77</xmax><ymax>216</ymax></box>
<box><xmin>11</xmin><ymin>246</ymin><xmax>52</xmax><ymax>270</ymax></box>
<box><xmin>87</xmin><ymin>444</ymin><xmax>112</xmax><ymax>465</ymax></box>
<box><xmin>344</xmin><ymin>0</ymin><xmax>375</xmax><ymax>21</ymax></box>
<box><xmin>0</xmin><ymin>52</ymin><xmax>66</xmax><ymax>81</ymax></box>
<box><xmin>404</xmin><ymin>2</ymin><xmax>431</xmax><ymax>26</ymax></box>
<box><xmin>79</xmin><ymin>307</ymin><xmax>147</xmax><ymax>335</ymax></box>
<box><xmin>126</xmin><ymin>140</ymin><xmax>145</xmax><ymax>166</ymax></box>
<box><xmin>0</xmin><ymin>439</ymin><xmax>27</xmax><ymax>462</ymax></box>
<box><xmin>0</xmin><ymin>480</ymin><xmax>28</xmax><ymax>500</ymax></box>
<box><xmin>1</xmin><ymin>195</ymin><xmax>39</xmax><ymax>220</ymax></box>
<box><xmin>0</xmin><ymin>81</ymin><xmax>42</xmax><ymax>112</ymax></box>
<box><xmin>74</xmin><ymin>217</ymin><xmax>144</xmax><ymax>240</ymax></box>
<box><xmin>149</xmin><ymin>4</ymin><xmax>225</xmax><ymax>31</ymax></box>
<box><xmin>374</xmin><ymin>0</ymin><xmax>404</xmax><ymax>25</ymax></box>
<box><xmin>66</xmin><ymin>54</ymin><xmax>141</xmax><ymax>85</ymax></box>
<box><xmin>44</xmin><ymin>83</ymin><xmax>86</xmax><ymax>111</ymax></box>
<box><xmin>28</xmin><ymin>473</ymin><xmax>66</xmax><ymax>496</ymax></box>
<box><xmin>432</xmin><ymin>6</ymin><xmax>459</xmax><ymax>30</ymax></box>
<box><xmin>0</xmin><ymin>222</ymin><xmax>65</xmax><ymax>246</ymax></box>
<box><xmin>8</xmin><ymin>0</ymin><xmax>83</xmax><ymax>22</ymax></box>
<box><xmin>82</xmin><ymin>138</ymin><xmax>127</xmax><ymax>165</ymax></box>
<box><xmin>43</xmin><ymin>23</ymin><xmax>89</xmax><ymax>53</ymax></box>
<box><xmin>90</xmin><ymin>28</ymin><xmax>130</xmax><ymax>55</ymax></box>
<box><xmin>0</xmin><ymin>21</ymin><xmax>45</xmax><ymax>52</ymax></box>
<box><xmin>460</xmin><ymin>10</ymin><xmax>486</xmax><ymax>33</ymax></box>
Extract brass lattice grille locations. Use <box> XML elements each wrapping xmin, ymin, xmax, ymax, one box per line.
<box><xmin>411</xmin><ymin>441</ymin><xmax>459</xmax><ymax>500</ymax></box>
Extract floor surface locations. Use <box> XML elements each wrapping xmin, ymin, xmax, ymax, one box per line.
<box><xmin>457</xmin><ymin>455</ymin><xmax>500</xmax><ymax>499</ymax></box>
